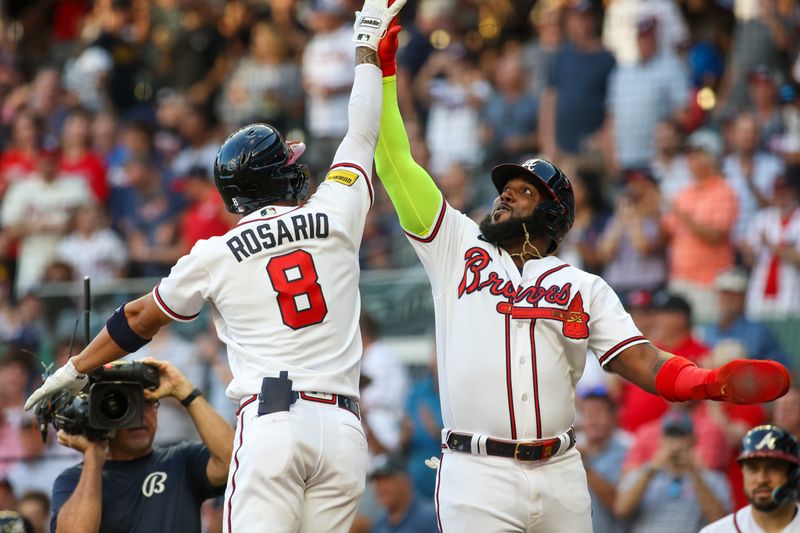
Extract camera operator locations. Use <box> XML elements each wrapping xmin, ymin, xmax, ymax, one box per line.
<box><xmin>701</xmin><ymin>425</ymin><xmax>800</xmax><ymax>533</ymax></box>
<box><xmin>50</xmin><ymin>358</ymin><xmax>234</xmax><ymax>533</ymax></box>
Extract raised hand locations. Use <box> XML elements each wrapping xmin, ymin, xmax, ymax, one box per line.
<box><xmin>353</xmin><ymin>0</ymin><xmax>406</xmax><ymax>51</ymax></box>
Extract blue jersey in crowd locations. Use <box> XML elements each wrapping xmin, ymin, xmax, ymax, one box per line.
<box><xmin>51</xmin><ymin>442</ymin><xmax>224</xmax><ymax>533</ymax></box>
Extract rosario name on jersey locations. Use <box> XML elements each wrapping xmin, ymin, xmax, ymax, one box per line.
<box><xmin>153</xmin><ymin>162</ymin><xmax>374</xmax><ymax>401</ymax></box>
<box><xmin>408</xmin><ymin>200</ymin><xmax>648</xmax><ymax>440</ymax></box>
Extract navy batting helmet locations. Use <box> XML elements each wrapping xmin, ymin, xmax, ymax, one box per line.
<box><xmin>490</xmin><ymin>158</ymin><xmax>575</xmax><ymax>254</ymax></box>
<box><xmin>738</xmin><ymin>425</ymin><xmax>799</xmax><ymax>465</ymax></box>
<box><xmin>214</xmin><ymin>124</ymin><xmax>310</xmax><ymax>215</ymax></box>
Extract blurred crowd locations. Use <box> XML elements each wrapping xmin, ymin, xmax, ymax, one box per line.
<box><xmin>0</xmin><ymin>0</ymin><xmax>798</xmax><ymax>531</ymax></box>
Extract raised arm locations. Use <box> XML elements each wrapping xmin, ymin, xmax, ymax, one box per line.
<box><xmin>374</xmin><ymin>23</ymin><xmax>443</xmax><ymax>237</ymax></box>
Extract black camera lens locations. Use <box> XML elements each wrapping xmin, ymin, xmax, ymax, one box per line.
<box><xmin>99</xmin><ymin>391</ymin><xmax>130</xmax><ymax>421</ymax></box>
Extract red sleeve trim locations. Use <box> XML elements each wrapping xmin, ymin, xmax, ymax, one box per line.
<box><xmin>405</xmin><ymin>198</ymin><xmax>447</xmax><ymax>243</ymax></box>
<box><xmin>153</xmin><ymin>284</ymin><xmax>201</xmax><ymax>322</ymax></box>
<box><xmin>329</xmin><ymin>162</ymin><xmax>373</xmax><ymax>206</ymax></box>
<box><xmin>598</xmin><ymin>336</ymin><xmax>648</xmax><ymax>366</ymax></box>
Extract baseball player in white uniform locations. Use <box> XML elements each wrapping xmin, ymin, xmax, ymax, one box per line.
<box><xmin>24</xmin><ymin>2</ymin><xmax>406</xmax><ymax>532</ymax></box>
<box><xmin>373</xmin><ymin>26</ymin><xmax>791</xmax><ymax>532</ymax></box>
<box><xmin>702</xmin><ymin>425</ymin><xmax>800</xmax><ymax>533</ymax></box>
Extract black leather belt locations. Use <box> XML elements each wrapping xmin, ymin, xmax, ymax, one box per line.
<box><xmin>290</xmin><ymin>391</ymin><xmax>360</xmax><ymax>419</ymax></box>
<box><xmin>446</xmin><ymin>427</ymin><xmax>576</xmax><ymax>462</ymax></box>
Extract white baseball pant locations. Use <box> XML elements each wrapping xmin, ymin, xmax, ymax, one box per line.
<box><xmin>223</xmin><ymin>395</ymin><xmax>368</xmax><ymax>533</ymax></box>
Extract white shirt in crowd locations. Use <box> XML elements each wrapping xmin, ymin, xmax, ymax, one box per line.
<box><xmin>1</xmin><ymin>175</ymin><xmax>91</xmax><ymax>296</ymax></box>
<box><xmin>302</xmin><ymin>24</ymin><xmax>355</xmax><ymax>138</ymax></box>
<box><xmin>57</xmin><ymin>228</ymin><xmax>128</xmax><ymax>282</ymax></box>
<box><xmin>723</xmin><ymin>153</ymin><xmax>785</xmax><ymax>243</ymax></box>
<box><xmin>361</xmin><ymin>340</ymin><xmax>408</xmax><ymax>451</ymax></box>
<box><xmin>602</xmin><ymin>0</ymin><xmax>689</xmax><ymax>65</ymax></box>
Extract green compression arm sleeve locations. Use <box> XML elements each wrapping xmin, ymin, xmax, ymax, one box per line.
<box><xmin>375</xmin><ymin>75</ymin><xmax>443</xmax><ymax>238</ymax></box>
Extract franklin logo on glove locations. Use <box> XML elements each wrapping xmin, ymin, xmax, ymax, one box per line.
<box><xmin>361</xmin><ymin>17</ymin><xmax>382</xmax><ymax>28</ymax></box>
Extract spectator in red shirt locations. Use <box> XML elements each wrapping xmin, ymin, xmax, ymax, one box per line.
<box><xmin>178</xmin><ymin>166</ymin><xmax>235</xmax><ymax>252</ymax></box>
<box><xmin>618</xmin><ymin>292</ymin><xmax>709</xmax><ymax>432</ymax></box>
<box><xmin>0</xmin><ymin>111</ymin><xmax>41</xmax><ymax>197</ymax></box>
<box><xmin>58</xmin><ymin>107</ymin><xmax>109</xmax><ymax>202</ymax></box>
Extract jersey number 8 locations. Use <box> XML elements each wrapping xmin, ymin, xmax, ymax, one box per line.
<box><xmin>267</xmin><ymin>250</ymin><xmax>328</xmax><ymax>329</ymax></box>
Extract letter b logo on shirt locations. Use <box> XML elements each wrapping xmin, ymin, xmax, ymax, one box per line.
<box><xmin>142</xmin><ymin>472</ymin><xmax>168</xmax><ymax>497</ymax></box>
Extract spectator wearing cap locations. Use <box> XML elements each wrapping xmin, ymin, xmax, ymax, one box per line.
<box><xmin>601</xmin><ymin>0</ymin><xmax>688</xmax><ymax>66</ymax></box>
<box><xmin>650</xmin><ymin>119</ymin><xmax>693</xmax><ymax>204</ymax></box>
<box><xmin>576</xmin><ymin>388</ymin><xmax>630</xmax><ymax>533</ymax></box>
<box><xmin>56</xmin><ymin>203</ymin><xmax>128</xmax><ymax>283</ymax></box>
<box><xmin>539</xmin><ymin>0</ymin><xmax>616</xmax><ymax>160</ymax></box>
<box><xmin>615</xmin><ymin>408</ymin><xmax>730</xmax><ymax>532</ymax></box>
<box><xmin>605</xmin><ymin>16</ymin><xmax>690</xmax><ymax>170</ymax></box>
<box><xmin>6</xmin><ymin>413</ymin><xmax>80</xmax><ymax>500</ymax></box>
<box><xmin>301</xmin><ymin>0</ymin><xmax>355</xmax><ymax>175</ymax></box>
<box><xmin>663</xmin><ymin>129</ymin><xmax>738</xmax><ymax>322</ymax></box>
<box><xmin>724</xmin><ymin>112</ymin><xmax>786</xmax><ymax>244</ymax></box>
<box><xmin>703</xmin><ymin>268</ymin><xmax>791</xmax><ymax>370</ymax></box>
<box><xmin>368</xmin><ymin>454</ymin><xmax>438</xmax><ymax>533</ymax></box>
<box><xmin>617</xmin><ymin>292</ymin><xmax>709</xmax><ymax>433</ymax></box>
<box><xmin>0</xmin><ymin>146</ymin><xmax>91</xmax><ymax>297</ymax></box>
<box><xmin>747</xmin><ymin>66</ymin><xmax>786</xmax><ymax>150</ymax></box>
<box><xmin>741</xmin><ymin>176</ymin><xmax>800</xmax><ymax>319</ymax></box>
<box><xmin>599</xmin><ymin>168</ymin><xmax>667</xmax><ymax>296</ymax></box>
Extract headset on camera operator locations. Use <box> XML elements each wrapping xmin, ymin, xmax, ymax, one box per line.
<box><xmin>49</xmin><ymin>358</ymin><xmax>234</xmax><ymax>533</ymax></box>
<box><xmin>701</xmin><ymin>425</ymin><xmax>800</xmax><ymax>533</ymax></box>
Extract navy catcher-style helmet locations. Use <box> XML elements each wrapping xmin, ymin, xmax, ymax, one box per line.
<box><xmin>738</xmin><ymin>425</ymin><xmax>799</xmax><ymax>465</ymax></box>
<box><xmin>214</xmin><ymin>124</ymin><xmax>310</xmax><ymax>215</ymax></box>
<box><xmin>490</xmin><ymin>158</ymin><xmax>575</xmax><ymax>254</ymax></box>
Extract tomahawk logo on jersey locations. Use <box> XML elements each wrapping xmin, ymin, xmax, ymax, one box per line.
<box><xmin>408</xmin><ymin>201</ymin><xmax>648</xmax><ymax>440</ymax></box>
<box><xmin>152</xmin><ymin>157</ymin><xmax>374</xmax><ymax>402</ymax></box>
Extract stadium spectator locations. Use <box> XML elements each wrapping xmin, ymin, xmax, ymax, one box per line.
<box><xmin>615</xmin><ymin>409</ymin><xmax>730</xmax><ymax>532</ymax></box>
<box><xmin>606</xmin><ymin>16</ymin><xmax>690</xmax><ymax>169</ymax></box>
<box><xmin>480</xmin><ymin>47</ymin><xmax>539</xmax><ymax>168</ymax></box>
<box><xmin>360</xmin><ymin>313</ymin><xmax>408</xmax><ymax>456</ymax></box>
<box><xmin>170</xmin><ymin>105</ymin><xmax>219</xmax><ymax>182</ymax></box>
<box><xmin>747</xmin><ymin>66</ymin><xmax>787</xmax><ymax>151</ymax></box>
<box><xmin>301</xmin><ymin>0</ymin><xmax>354</xmax><ymax>175</ymax></box>
<box><xmin>703</xmin><ymin>268</ymin><xmax>791</xmax><ymax>369</ymax></box>
<box><xmin>415</xmin><ymin>46</ymin><xmax>489</xmax><ymax>176</ymax></box>
<box><xmin>436</xmin><ymin>162</ymin><xmax>480</xmax><ymax>219</ymax></box>
<box><xmin>368</xmin><ymin>454</ymin><xmax>438</xmax><ymax>533</ymax></box>
<box><xmin>650</xmin><ymin>119</ymin><xmax>692</xmax><ymax>204</ymax></box>
<box><xmin>601</xmin><ymin>0</ymin><xmax>688</xmax><ymax>66</ymax></box>
<box><xmin>599</xmin><ymin>168</ymin><xmax>667</xmax><ymax>296</ymax></box>
<box><xmin>0</xmin><ymin>111</ymin><xmax>41</xmax><ymax>197</ymax></box>
<box><xmin>1</xmin><ymin>148</ymin><xmax>91</xmax><ymax>297</ymax></box>
<box><xmin>50</xmin><ymin>359</ymin><xmax>233</xmax><ymax>533</ymax></box>
<box><xmin>618</xmin><ymin>292</ymin><xmax>708</xmax><ymax>432</ymax></box>
<box><xmin>0</xmin><ymin>479</ymin><xmax>16</xmax><ymax>511</ymax></box>
<box><xmin>219</xmin><ymin>21</ymin><xmax>303</xmax><ymax>133</ymax></box>
<box><xmin>577</xmin><ymin>388</ymin><xmax>630</xmax><ymax>533</ymax></box>
<box><xmin>0</xmin><ymin>354</ymin><xmax>30</xmax><ymax>478</ymax></box>
<box><xmin>540</xmin><ymin>0</ymin><xmax>615</xmax><ymax>160</ymax></box>
<box><xmin>57</xmin><ymin>107</ymin><xmax>108</xmax><ymax>203</ymax></box>
<box><xmin>18</xmin><ymin>491</ymin><xmax>48</xmax><ymax>533</ymax></box>
<box><xmin>773</xmin><ymin>386</ymin><xmax>800</xmax><ymax>437</ymax></box>
<box><xmin>723</xmin><ymin>111</ymin><xmax>785</xmax><ymax>243</ymax></box>
<box><xmin>6</xmin><ymin>413</ymin><xmax>80</xmax><ymax>499</ymax></box>
<box><xmin>741</xmin><ymin>176</ymin><xmax>800</xmax><ymax>319</ymax></box>
<box><xmin>177</xmin><ymin>166</ymin><xmax>235</xmax><ymax>253</ymax></box>
<box><xmin>522</xmin><ymin>1</ymin><xmax>562</xmax><ymax>98</ymax></box>
<box><xmin>400</xmin><ymin>349</ymin><xmax>441</xmax><ymax>500</ymax></box>
<box><xmin>663</xmin><ymin>130</ymin><xmax>738</xmax><ymax>322</ymax></box>
<box><xmin>56</xmin><ymin>203</ymin><xmax>128</xmax><ymax>283</ymax></box>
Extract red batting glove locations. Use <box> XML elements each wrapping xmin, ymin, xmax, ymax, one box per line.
<box><xmin>378</xmin><ymin>21</ymin><xmax>402</xmax><ymax>77</ymax></box>
<box><xmin>655</xmin><ymin>356</ymin><xmax>791</xmax><ymax>404</ymax></box>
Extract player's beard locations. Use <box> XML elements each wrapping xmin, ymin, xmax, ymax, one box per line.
<box><xmin>478</xmin><ymin>211</ymin><xmax>539</xmax><ymax>247</ymax></box>
<box><xmin>748</xmin><ymin>486</ymin><xmax>781</xmax><ymax>512</ymax></box>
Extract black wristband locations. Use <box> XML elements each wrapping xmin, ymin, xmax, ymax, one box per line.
<box><xmin>180</xmin><ymin>388</ymin><xmax>202</xmax><ymax>408</ymax></box>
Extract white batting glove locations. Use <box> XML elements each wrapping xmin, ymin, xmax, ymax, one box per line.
<box><xmin>424</xmin><ymin>456</ymin><xmax>440</xmax><ymax>470</ymax></box>
<box><xmin>24</xmin><ymin>358</ymin><xmax>88</xmax><ymax>411</ymax></box>
<box><xmin>352</xmin><ymin>0</ymin><xmax>406</xmax><ymax>51</ymax></box>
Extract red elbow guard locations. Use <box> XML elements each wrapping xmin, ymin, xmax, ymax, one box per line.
<box><xmin>655</xmin><ymin>356</ymin><xmax>717</xmax><ymax>402</ymax></box>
